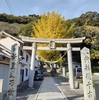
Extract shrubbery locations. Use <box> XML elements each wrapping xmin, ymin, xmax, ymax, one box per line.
<box><xmin>92</xmin><ymin>66</ymin><xmax>99</xmax><ymax>72</ymax></box>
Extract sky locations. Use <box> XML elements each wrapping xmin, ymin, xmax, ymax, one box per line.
<box><xmin>1</xmin><ymin>0</ymin><xmax>99</xmax><ymax>19</ymax></box>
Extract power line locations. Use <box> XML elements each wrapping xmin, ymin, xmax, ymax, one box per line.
<box><xmin>5</xmin><ymin>0</ymin><xmax>14</xmax><ymax>15</ymax></box>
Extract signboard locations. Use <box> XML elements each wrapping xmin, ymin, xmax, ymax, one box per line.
<box><xmin>81</xmin><ymin>47</ymin><xmax>94</xmax><ymax>100</ymax></box>
<box><xmin>7</xmin><ymin>44</ymin><xmax>19</xmax><ymax>100</ymax></box>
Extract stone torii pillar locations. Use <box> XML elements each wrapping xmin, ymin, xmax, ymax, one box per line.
<box><xmin>28</xmin><ymin>42</ymin><xmax>36</xmax><ymax>88</ymax></box>
<box><xmin>67</xmin><ymin>43</ymin><xmax>74</xmax><ymax>89</ymax></box>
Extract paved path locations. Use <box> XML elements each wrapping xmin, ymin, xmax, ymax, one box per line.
<box><xmin>35</xmin><ymin>77</ymin><xmax>67</xmax><ymax>100</ymax></box>
<box><xmin>16</xmin><ymin>81</ymin><xmax>42</xmax><ymax>100</ymax></box>
<box><xmin>54</xmin><ymin>76</ymin><xmax>84</xmax><ymax>100</ymax></box>
<box><xmin>3</xmin><ymin>75</ymin><xmax>97</xmax><ymax>100</ymax></box>
<box><xmin>4</xmin><ymin>76</ymin><xmax>85</xmax><ymax>100</ymax></box>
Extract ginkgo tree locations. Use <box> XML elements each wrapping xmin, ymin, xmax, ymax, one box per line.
<box><xmin>31</xmin><ymin>11</ymin><xmax>74</xmax><ymax>63</ymax></box>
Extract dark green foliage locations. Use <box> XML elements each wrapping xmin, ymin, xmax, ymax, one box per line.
<box><xmin>67</xmin><ymin>12</ymin><xmax>99</xmax><ymax>72</ymax></box>
<box><xmin>79</xmin><ymin>11</ymin><xmax>99</xmax><ymax>26</ymax></box>
<box><xmin>0</xmin><ymin>13</ymin><xmax>40</xmax><ymax>24</ymax></box>
<box><xmin>0</xmin><ymin>13</ymin><xmax>40</xmax><ymax>37</ymax></box>
<box><xmin>67</xmin><ymin>11</ymin><xmax>99</xmax><ymax>27</ymax></box>
<box><xmin>18</xmin><ymin>21</ymin><xmax>35</xmax><ymax>37</ymax></box>
<box><xmin>92</xmin><ymin>66</ymin><xmax>99</xmax><ymax>72</ymax></box>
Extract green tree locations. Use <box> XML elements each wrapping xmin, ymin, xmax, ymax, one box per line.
<box><xmin>72</xmin><ymin>25</ymin><xmax>99</xmax><ymax>70</ymax></box>
<box><xmin>32</xmin><ymin>11</ymin><xmax>74</xmax><ymax>63</ymax></box>
<box><xmin>18</xmin><ymin>21</ymin><xmax>35</xmax><ymax>37</ymax></box>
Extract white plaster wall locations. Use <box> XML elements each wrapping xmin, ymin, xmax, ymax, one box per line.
<box><xmin>22</xmin><ymin>50</ymin><xmax>31</xmax><ymax>82</ymax></box>
<box><xmin>17</xmin><ymin>64</ymin><xmax>21</xmax><ymax>85</ymax></box>
<box><xmin>24</xmin><ymin>66</ymin><xmax>29</xmax><ymax>81</ymax></box>
<box><xmin>73</xmin><ymin>62</ymin><xmax>80</xmax><ymax>68</ymax></box>
<box><xmin>0</xmin><ymin>64</ymin><xmax>9</xmax><ymax>93</ymax></box>
<box><xmin>0</xmin><ymin>37</ymin><xmax>20</xmax><ymax>50</ymax></box>
<box><xmin>64</xmin><ymin>62</ymin><xmax>81</xmax><ymax>69</ymax></box>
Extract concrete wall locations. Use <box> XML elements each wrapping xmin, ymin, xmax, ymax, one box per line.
<box><xmin>94</xmin><ymin>73</ymin><xmax>99</xmax><ymax>76</ymax></box>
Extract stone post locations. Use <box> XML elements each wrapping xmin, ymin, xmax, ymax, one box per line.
<box><xmin>81</xmin><ymin>47</ymin><xmax>94</xmax><ymax>100</ymax></box>
<box><xmin>7</xmin><ymin>44</ymin><xmax>19</xmax><ymax>100</ymax></box>
<box><xmin>62</xmin><ymin>67</ymin><xmax>65</xmax><ymax>77</ymax></box>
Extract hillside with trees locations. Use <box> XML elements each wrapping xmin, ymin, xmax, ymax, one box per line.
<box><xmin>0</xmin><ymin>13</ymin><xmax>40</xmax><ymax>37</ymax></box>
<box><xmin>68</xmin><ymin>11</ymin><xmax>99</xmax><ymax>71</ymax></box>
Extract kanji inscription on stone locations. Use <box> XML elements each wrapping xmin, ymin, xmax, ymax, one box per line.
<box><xmin>7</xmin><ymin>44</ymin><xmax>19</xmax><ymax>100</ymax></box>
<box><xmin>81</xmin><ymin>47</ymin><xmax>94</xmax><ymax>100</ymax></box>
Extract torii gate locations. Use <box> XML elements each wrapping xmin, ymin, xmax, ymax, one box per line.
<box><xmin>20</xmin><ymin>36</ymin><xmax>85</xmax><ymax>89</ymax></box>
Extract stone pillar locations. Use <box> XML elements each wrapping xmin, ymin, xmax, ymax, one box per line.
<box><xmin>0</xmin><ymin>79</ymin><xmax>3</xmax><ymax>100</ymax></box>
<box><xmin>81</xmin><ymin>47</ymin><xmax>94</xmax><ymax>100</ymax></box>
<box><xmin>7</xmin><ymin>44</ymin><xmax>19</xmax><ymax>100</ymax></box>
<box><xmin>67</xmin><ymin>43</ymin><xmax>74</xmax><ymax>89</ymax></box>
<box><xmin>62</xmin><ymin>67</ymin><xmax>65</xmax><ymax>77</ymax></box>
<box><xmin>28</xmin><ymin>42</ymin><xmax>36</xmax><ymax>88</ymax></box>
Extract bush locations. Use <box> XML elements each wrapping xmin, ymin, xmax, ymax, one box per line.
<box><xmin>92</xmin><ymin>67</ymin><xmax>99</xmax><ymax>72</ymax></box>
<box><xmin>66</xmin><ymin>71</ymin><xmax>69</xmax><ymax>77</ymax></box>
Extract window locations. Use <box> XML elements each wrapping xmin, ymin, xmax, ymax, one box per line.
<box><xmin>20</xmin><ymin>49</ymin><xmax>23</xmax><ymax>56</ymax></box>
<box><xmin>26</xmin><ymin>55</ymin><xmax>28</xmax><ymax>62</ymax></box>
<box><xmin>26</xmin><ymin>69</ymin><xmax>28</xmax><ymax>76</ymax></box>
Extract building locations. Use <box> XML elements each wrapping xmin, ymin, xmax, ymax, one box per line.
<box><xmin>62</xmin><ymin>61</ymin><xmax>81</xmax><ymax>76</ymax></box>
<box><xmin>0</xmin><ymin>44</ymin><xmax>10</xmax><ymax>93</ymax></box>
<box><xmin>63</xmin><ymin>61</ymin><xmax>81</xmax><ymax>70</ymax></box>
<box><xmin>0</xmin><ymin>31</ymin><xmax>31</xmax><ymax>94</ymax></box>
